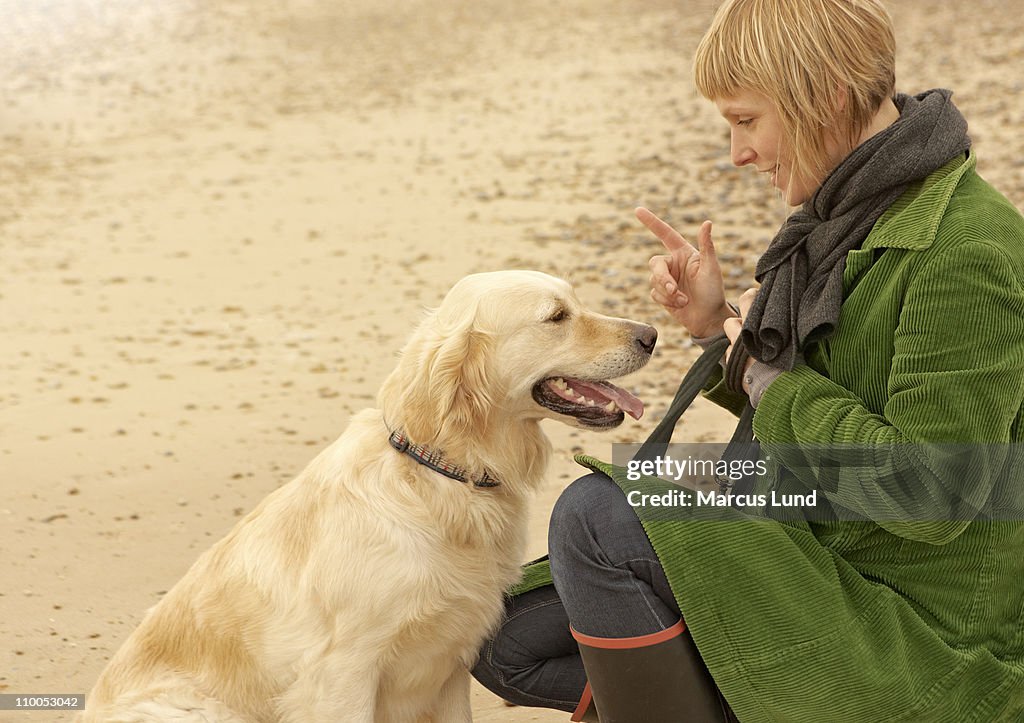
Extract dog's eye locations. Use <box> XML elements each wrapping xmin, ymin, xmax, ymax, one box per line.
<box><xmin>547</xmin><ymin>308</ymin><xmax>568</xmax><ymax>323</ymax></box>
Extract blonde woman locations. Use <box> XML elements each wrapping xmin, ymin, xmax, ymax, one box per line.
<box><xmin>472</xmin><ymin>0</ymin><xmax>1024</xmax><ymax>720</ymax></box>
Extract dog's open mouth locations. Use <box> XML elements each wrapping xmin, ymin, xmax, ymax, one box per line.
<box><xmin>532</xmin><ymin>377</ymin><xmax>644</xmax><ymax>428</ymax></box>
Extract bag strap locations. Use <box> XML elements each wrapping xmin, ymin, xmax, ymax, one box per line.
<box><xmin>633</xmin><ymin>336</ymin><xmax>758</xmax><ymax>495</ymax></box>
<box><xmin>634</xmin><ymin>336</ymin><xmax>730</xmax><ymax>463</ymax></box>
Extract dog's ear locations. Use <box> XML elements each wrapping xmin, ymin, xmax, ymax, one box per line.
<box><xmin>423</xmin><ymin>325</ymin><xmax>495</xmax><ymax>442</ymax></box>
<box><xmin>379</xmin><ymin>312</ymin><xmax>496</xmax><ymax>445</ymax></box>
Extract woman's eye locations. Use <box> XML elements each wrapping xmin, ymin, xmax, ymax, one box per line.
<box><xmin>737</xmin><ymin>118</ymin><xmax>752</xmax><ymax>126</ymax></box>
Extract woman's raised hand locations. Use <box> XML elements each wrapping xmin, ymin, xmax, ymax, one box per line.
<box><xmin>639</xmin><ymin>207</ymin><xmax>735</xmax><ymax>338</ymax></box>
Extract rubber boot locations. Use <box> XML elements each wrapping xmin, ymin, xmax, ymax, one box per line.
<box><xmin>570</xmin><ymin>682</ymin><xmax>600</xmax><ymax>721</ymax></box>
<box><xmin>569</xmin><ymin>619</ymin><xmax>734</xmax><ymax>722</ymax></box>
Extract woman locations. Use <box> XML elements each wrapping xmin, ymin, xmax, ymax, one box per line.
<box><xmin>472</xmin><ymin>0</ymin><xmax>1024</xmax><ymax>721</ymax></box>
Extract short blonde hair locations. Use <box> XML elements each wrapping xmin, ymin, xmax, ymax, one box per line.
<box><xmin>694</xmin><ymin>0</ymin><xmax>896</xmax><ymax>193</ymax></box>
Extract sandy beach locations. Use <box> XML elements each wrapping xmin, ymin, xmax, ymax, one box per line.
<box><xmin>1</xmin><ymin>0</ymin><xmax>1022</xmax><ymax>720</ymax></box>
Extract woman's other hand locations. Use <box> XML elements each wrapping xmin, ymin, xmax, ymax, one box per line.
<box><xmin>639</xmin><ymin>207</ymin><xmax>735</xmax><ymax>338</ymax></box>
<box><xmin>724</xmin><ymin>288</ymin><xmax>759</xmax><ymax>394</ymax></box>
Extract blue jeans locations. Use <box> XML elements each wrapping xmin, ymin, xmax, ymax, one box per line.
<box><xmin>471</xmin><ymin>472</ymin><xmax>683</xmax><ymax>710</ymax></box>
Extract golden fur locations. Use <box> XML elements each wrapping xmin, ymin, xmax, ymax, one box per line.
<box><xmin>79</xmin><ymin>270</ymin><xmax>655</xmax><ymax>722</ymax></box>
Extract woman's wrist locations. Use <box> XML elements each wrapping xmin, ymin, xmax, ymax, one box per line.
<box><xmin>690</xmin><ymin>304</ymin><xmax>739</xmax><ymax>339</ymax></box>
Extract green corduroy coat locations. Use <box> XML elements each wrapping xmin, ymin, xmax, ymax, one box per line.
<box><xmin>517</xmin><ymin>153</ymin><xmax>1024</xmax><ymax>722</ymax></box>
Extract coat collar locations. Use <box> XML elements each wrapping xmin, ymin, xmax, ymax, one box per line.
<box><xmin>842</xmin><ymin>152</ymin><xmax>973</xmax><ymax>289</ymax></box>
<box><xmin>861</xmin><ymin>151</ymin><xmax>975</xmax><ymax>252</ymax></box>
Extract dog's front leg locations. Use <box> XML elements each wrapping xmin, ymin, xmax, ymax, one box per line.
<box><xmin>277</xmin><ymin>657</ymin><xmax>379</xmax><ymax>723</ymax></box>
<box><xmin>423</xmin><ymin>666</ymin><xmax>472</xmax><ymax>723</ymax></box>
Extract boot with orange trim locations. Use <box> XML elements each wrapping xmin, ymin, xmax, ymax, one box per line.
<box><xmin>568</xmin><ymin>618</ymin><xmax>735</xmax><ymax>722</ymax></box>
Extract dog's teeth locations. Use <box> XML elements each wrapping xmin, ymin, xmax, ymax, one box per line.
<box><xmin>604</xmin><ymin>401</ymin><xmax>618</xmax><ymax>412</ymax></box>
<box><xmin>585</xmin><ymin>399</ymin><xmax>595</xmax><ymax>406</ymax></box>
<box><xmin>553</xmin><ymin>378</ymin><xmax>567</xmax><ymax>390</ymax></box>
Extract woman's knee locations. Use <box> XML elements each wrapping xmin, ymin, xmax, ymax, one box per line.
<box><xmin>548</xmin><ymin>472</ymin><xmax>635</xmax><ymax>566</ymax></box>
<box><xmin>548</xmin><ymin>472</ymin><xmax>677</xmax><ymax>620</ymax></box>
<box><xmin>549</xmin><ymin>473</ymin><xmax>624</xmax><ymax>543</ymax></box>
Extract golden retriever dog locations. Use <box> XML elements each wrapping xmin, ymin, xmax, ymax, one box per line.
<box><xmin>79</xmin><ymin>270</ymin><xmax>656</xmax><ymax>723</ymax></box>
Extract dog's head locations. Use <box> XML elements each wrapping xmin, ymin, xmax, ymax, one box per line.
<box><xmin>378</xmin><ymin>271</ymin><xmax>656</xmax><ymax>446</ymax></box>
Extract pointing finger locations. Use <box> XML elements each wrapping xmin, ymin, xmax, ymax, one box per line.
<box><xmin>636</xmin><ymin>207</ymin><xmax>696</xmax><ymax>255</ymax></box>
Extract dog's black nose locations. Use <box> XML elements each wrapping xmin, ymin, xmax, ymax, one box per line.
<box><xmin>635</xmin><ymin>325</ymin><xmax>658</xmax><ymax>355</ymax></box>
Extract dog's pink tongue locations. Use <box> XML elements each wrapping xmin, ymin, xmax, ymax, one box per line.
<box><xmin>570</xmin><ymin>379</ymin><xmax>645</xmax><ymax>420</ymax></box>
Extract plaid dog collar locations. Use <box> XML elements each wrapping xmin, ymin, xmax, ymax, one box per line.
<box><xmin>388</xmin><ymin>429</ymin><xmax>501</xmax><ymax>489</ymax></box>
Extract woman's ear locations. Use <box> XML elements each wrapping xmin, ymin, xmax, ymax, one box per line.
<box><xmin>827</xmin><ymin>83</ymin><xmax>857</xmax><ymax>156</ymax></box>
<box><xmin>835</xmin><ymin>83</ymin><xmax>849</xmax><ymax>114</ymax></box>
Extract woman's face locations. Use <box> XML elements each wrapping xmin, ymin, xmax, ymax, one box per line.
<box><xmin>714</xmin><ymin>89</ymin><xmax>820</xmax><ymax>206</ymax></box>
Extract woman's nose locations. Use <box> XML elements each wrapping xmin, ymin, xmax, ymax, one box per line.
<box><xmin>731</xmin><ymin>142</ymin><xmax>755</xmax><ymax>167</ymax></box>
<box><xmin>730</xmin><ymin>130</ymin><xmax>755</xmax><ymax>167</ymax></box>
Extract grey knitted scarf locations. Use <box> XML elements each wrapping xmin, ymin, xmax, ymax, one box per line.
<box><xmin>740</xmin><ymin>88</ymin><xmax>971</xmax><ymax>371</ymax></box>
